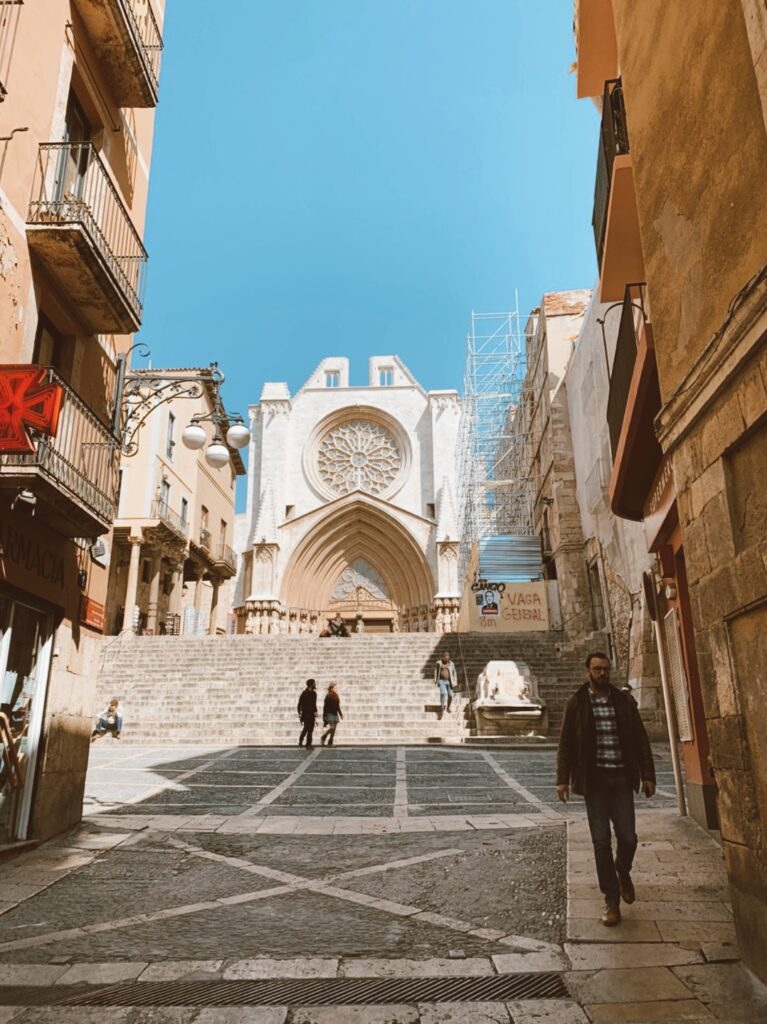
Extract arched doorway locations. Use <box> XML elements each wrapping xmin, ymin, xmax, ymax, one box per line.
<box><xmin>281</xmin><ymin>498</ymin><xmax>434</xmax><ymax>632</ymax></box>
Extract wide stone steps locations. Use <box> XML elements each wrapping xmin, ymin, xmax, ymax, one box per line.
<box><xmin>99</xmin><ymin>632</ymin><xmax>597</xmax><ymax>745</ymax></box>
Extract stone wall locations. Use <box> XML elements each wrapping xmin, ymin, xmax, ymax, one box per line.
<box><xmin>29</xmin><ymin>625</ymin><xmax>101</xmax><ymax>841</ymax></box>
<box><xmin>664</xmin><ymin>323</ymin><xmax>767</xmax><ymax>981</ymax></box>
<box><xmin>613</xmin><ymin>0</ymin><xmax>767</xmax><ymax>981</ymax></box>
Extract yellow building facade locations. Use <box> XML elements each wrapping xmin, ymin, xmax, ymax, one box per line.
<box><xmin>106</xmin><ymin>369</ymin><xmax>244</xmax><ymax>638</ymax></box>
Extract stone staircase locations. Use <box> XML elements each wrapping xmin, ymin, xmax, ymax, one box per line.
<box><xmin>96</xmin><ymin>632</ymin><xmax>596</xmax><ymax>746</ymax></box>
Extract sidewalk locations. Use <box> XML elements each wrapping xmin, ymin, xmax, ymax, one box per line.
<box><xmin>562</xmin><ymin>808</ymin><xmax>767</xmax><ymax>1022</ymax></box>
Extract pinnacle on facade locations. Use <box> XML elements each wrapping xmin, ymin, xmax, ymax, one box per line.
<box><xmin>251</xmin><ymin>478</ymin><xmax>277</xmax><ymax>545</ymax></box>
<box><xmin>436</xmin><ymin>476</ymin><xmax>458</xmax><ymax>541</ymax></box>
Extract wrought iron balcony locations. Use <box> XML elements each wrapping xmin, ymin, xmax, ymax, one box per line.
<box><xmin>73</xmin><ymin>0</ymin><xmax>163</xmax><ymax>107</ymax></box>
<box><xmin>27</xmin><ymin>143</ymin><xmax>147</xmax><ymax>333</ymax></box>
<box><xmin>593</xmin><ymin>78</ymin><xmax>630</xmax><ymax>267</ymax></box>
<box><xmin>606</xmin><ymin>284</ymin><xmax>645</xmax><ymax>459</ymax></box>
<box><xmin>0</xmin><ymin>367</ymin><xmax>120</xmax><ymax>536</ymax></box>
<box><xmin>199</xmin><ymin>526</ymin><xmax>212</xmax><ymax>550</ymax></box>
<box><xmin>151</xmin><ymin>498</ymin><xmax>188</xmax><ymax>540</ymax></box>
<box><xmin>214</xmin><ymin>542</ymin><xmax>236</xmax><ymax>574</ymax></box>
<box><xmin>605</xmin><ymin>284</ymin><xmax>663</xmax><ymax>521</ymax></box>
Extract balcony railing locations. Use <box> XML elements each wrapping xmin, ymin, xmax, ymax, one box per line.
<box><xmin>121</xmin><ymin>0</ymin><xmax>162</xmax><ymax>97</ymax></box>
<box><xmin>0</xmin><ymin>367</ymin><xmax>120</xmax><ymax>531</ymax></box>
<box><xmin>593</xmin><ymin>78</ymin><xmax>630</xmax><ymax>266</ymax></box>
<box><xmin>151</xmin><ymin>498</ymin><xmax>188</xmax><ymax>539</ymax></box>
<box><xmin>606</xmin><ymin>284</ymin><xmax>647</xmax><ymax>459</ymax></box>
<box><xmin>73</xmin><ymin>0</ymin><xmax>163</xmax><ymax>107</ymax></box>
<box><xmin>27</xmin><ymin>143</ymin><xmax>147</xmax><ymax>332</ymax></box>
<box><xmin>215</xmin><ymin>543</ymin><xmax>236</xmax><ymax>570</ymax></box>
<box><xmin>0</xmin><ymin>1</ymin><xmax>22</xmax><ymax>101</ymax></box>
<box><xmin>199</xmin><ymin>526</ymin><xmax>212</xmax><ymax>549</ymax></box>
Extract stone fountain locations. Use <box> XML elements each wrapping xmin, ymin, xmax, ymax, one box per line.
<box><xmin>473</xmin><ymin>660</ymin><xmax>547</xmax><ymax>737</ymax></box>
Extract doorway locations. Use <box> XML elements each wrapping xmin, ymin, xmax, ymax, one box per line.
<box><xmin>0</xmin><ymin>593</ymin><xmax>54</xmax><ymax>841</ymax></box>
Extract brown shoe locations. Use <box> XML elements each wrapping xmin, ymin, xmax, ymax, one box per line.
<box><xmin>618</xmin><ymin>869</ymin><xmax>635</xmax><ymax>904</ymax></box>
<box><xmin>601</xmin><ymin>901</ymin><xmax>621</xmax><ymax>927</ymax></box>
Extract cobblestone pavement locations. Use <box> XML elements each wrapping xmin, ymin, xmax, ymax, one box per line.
<box><xmin>1</xmin><ymin>745</ymin><xmax>765</xmax><ymax>1022</ymax></box>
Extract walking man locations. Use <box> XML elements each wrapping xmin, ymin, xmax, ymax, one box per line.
<box><xmin>434</xmin><ymin>651</ymin><xmax>456</xmax><ymax>713</ymax></box>
<box><xmin>297</xmin><ymin>678</ymin><xmax>317</xmax><ymax>750</ymax></box>
<box><xmin>556</xmin><ymin>652</ymin><xmax>656</xmax><ymax>926</ymax></box>
<box><xmin>320</xmin><ymin>683</ymin><xmax>343</xmax><ymax>746</ymax></box>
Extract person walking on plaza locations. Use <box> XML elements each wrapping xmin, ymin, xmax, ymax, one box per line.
<box><xmin>91</xmin><ymin>697</ymin><xmax>123</xmax><ymax>742</ymax></box>
<box><xmin>320</xmin><ymin>683</ymin><xmax>343</xmax><ymax>746</ymax></box>
<box><xmin>434</xmin><ymin>651</ymin><xmax>456</xmax><ymax>713</ymax></box>
<box><xmin>297</xmin><ymin>678</ymin><xmax>317</xmax><ymax>750</ymax></box>
<box><xmin>555</xmin><ymin>651</ymin><xmax>656</xmax><ymax>927</ymax></box>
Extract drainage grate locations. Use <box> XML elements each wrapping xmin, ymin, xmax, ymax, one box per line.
<box><xmin>55</xmin><ymin>973</ymin><xmax>567</xmax><ymax>1007</ymax></box>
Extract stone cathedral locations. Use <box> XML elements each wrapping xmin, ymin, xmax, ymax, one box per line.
<box><xmin>233</xmin><ymin>356</ymin><xmax>462</xmax><ymax>634</ymax></box>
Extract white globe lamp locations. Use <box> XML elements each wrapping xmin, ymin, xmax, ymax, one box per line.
<box><xmin>181</xmin><ymin>423</ymin><xmax>206</xmax><ymax>450</ymax></box>
<box><xmin>204</xmin><ymin>442</ymin><xmax>230</xmax><ymax>469</ymax></box>
<box><xmin>225</xmin><ymin>422</ymin><xmax>250</xmax><ymax>449</ymax></box>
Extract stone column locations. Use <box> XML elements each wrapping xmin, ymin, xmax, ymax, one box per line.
<box><xmin>208</xmin><ymin>579</ymin><xmax>221</xmax><ymax>635</ymax></box>
<box><xmin>169</xmin><ymin>563</ymin><xmax>184</xmax><ymax>618</ymax></box>
<box><xmin>120</xmin><ymin>532</ymin><xmax>143</xmax><ymax>634</ymax></box>
<box><xmin>193</xmin><ymin>567</ymin><xmax>205</xmax><ymax>613</ymax></box>
<box><xmin>146</xmin><ymin>551</ymin><xmax>162</xmax><ymax>634</ymax></box>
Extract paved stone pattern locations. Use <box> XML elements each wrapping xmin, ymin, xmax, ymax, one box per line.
<box><xmin>1</xmin><ymin>746</ymin><xmax>766</xmax><ymax>1022</ymax></box>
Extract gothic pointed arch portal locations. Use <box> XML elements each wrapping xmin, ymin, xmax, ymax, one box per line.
<box><xmin>280</xmin><ymin>499</ymin><xmax>435</xmax><ymax>631</ymax></box>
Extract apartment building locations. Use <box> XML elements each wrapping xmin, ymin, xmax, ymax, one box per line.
<box><xmin>0</xmin><ymin>0</ymin><xmax>164</xmax><ymax>842</ymax></box>
<box><xmin>574</xmin><ymin>0</ymin><xmax>767</xmax><ymax>980</ymax></box>
<box><xmin>105</xmin><ymin>369</ymin><xmax>244</xmax><ymax>638</ymax></box>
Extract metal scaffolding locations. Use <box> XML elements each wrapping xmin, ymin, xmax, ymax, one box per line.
<box><xmin>456</xmin><ymin>306</ymin><xmax>539</xmax><ymax>580</ymax></box>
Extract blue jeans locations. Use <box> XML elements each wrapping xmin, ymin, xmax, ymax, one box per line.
<box><xmin>584</xmin><ymin>770</ymin><xmax>637</xmax><ymax>904</ymax></box>
<box><xmin>438</xmin><ymin>680</ymin><xmax>453</xmax><ymax>710</ymax></box>
<box><xmin>94</xmin><ymin>713</ymin><xmax>123</xmax><ymax>737</ymax></box>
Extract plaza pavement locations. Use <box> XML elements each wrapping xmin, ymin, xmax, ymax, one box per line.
<box><xmin>0</xmin><ymin>744</ymin><xmax>765</xmax><ymax>1022</ymax></box>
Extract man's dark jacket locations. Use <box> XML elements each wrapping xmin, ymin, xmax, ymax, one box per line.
<box><xmin>556</xmin><ymin>682</ymin><xmax>655</xmax><ymax>796</ymax></box>
<box><xmin>297</xmin><ymin>688</ymin><xmax>317</xmax><ymax>721</ymax></box>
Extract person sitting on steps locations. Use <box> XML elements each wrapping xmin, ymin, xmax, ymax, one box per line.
<box><xmin>319</xmin><ymin>614</ymin><xmax>350</xmax><ymax>638</ymax></box>
<box><xmin>91</xmin><ymin>697</ymin><xmax>123</xmax><ymax>742</ymax></box>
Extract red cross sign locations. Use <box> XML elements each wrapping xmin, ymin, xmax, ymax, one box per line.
<box><xmin>0</xmin><ymin>365</ymin><xmax>63</xmax><ymax>453</ymax></box>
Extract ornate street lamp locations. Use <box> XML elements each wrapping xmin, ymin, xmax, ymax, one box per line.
<box><xmin>114</xmin><ymin>345</ymin><xmax>250</xmax><ymax>465</ymax></box>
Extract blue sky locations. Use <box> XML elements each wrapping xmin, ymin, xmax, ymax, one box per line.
<box><xmin>139</xmin><ymin>0</ymin><xmax>598</xmax><ymax>495</ymax></box>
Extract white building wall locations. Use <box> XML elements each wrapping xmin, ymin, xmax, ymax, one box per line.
<box><xmin>565</xmin><ymin>293</ymin><xmax>660</xmax><ymax>704</ymax></box>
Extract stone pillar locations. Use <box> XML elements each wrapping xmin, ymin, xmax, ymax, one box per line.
<box><xmin>437</xmin><ymin>541</ymin><xmax>460</xmax><ymax>596</ymax></box>
<box><xmin>193</xmin><ymin>567</ymin><xmax>205</xmax><ymax>613</ymax></box>
<box><xmin>120</xmin><ymin>533</ymin><xmax>143</xmax><ymax>634</ymax></box>
<box><xmin>169</xmin><ymin>563</ymin><xmax>184</xmax><ymax>618</ymax></box>
<box><xmin>252</xmin><ymin>543</ymin><xmax>279</xmax><ymax>599</ymax></box>
<box><xmin>146</xmin><ymin>551</ymin><xmax>162</xmax><ymax>634</ymax></box>
<box><xmin>208</xmin><ymin>578</ymin><xmax>221</xmax><ymax>635</ymax></box>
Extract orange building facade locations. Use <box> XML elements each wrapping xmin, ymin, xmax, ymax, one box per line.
<box><xmin>0</xmin><ymin>0</ymin><xmax>163</xmax><ymax>841</ymax></box>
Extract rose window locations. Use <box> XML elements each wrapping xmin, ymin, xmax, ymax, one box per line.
<box><xmin>317</xmin><ymin>420</ymin><xmax>402</xmax><ymax>495</ymax></box>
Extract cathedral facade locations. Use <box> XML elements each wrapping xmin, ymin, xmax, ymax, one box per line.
<box><xmin>233</xmin><ymin>356</ymin><xmax>462</xmax><ymax>634</ymax></box>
